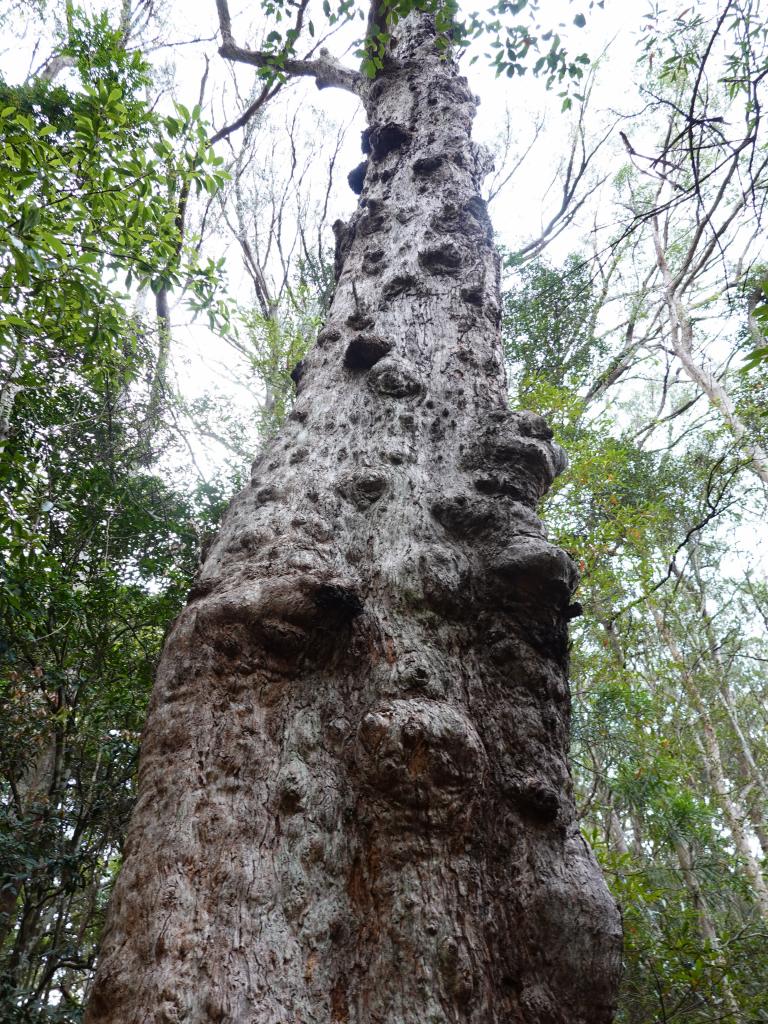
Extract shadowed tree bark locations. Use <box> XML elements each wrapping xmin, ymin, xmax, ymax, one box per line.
<box><xmin>86</xmin><ymin>9</ymin><xmax>622</xmax><ymax>1022</ymax></box>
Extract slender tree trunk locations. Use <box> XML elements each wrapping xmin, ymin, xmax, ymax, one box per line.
<box><xmin>86</xmin><ymin>15</ymin><xmax>621</xmax><ymax>1023</ymax></box>
<box><xmin>691</xmin><ymin>722</ymin><xmax>768</xmax><ymax>919</ymax></box>
<box><xmin>674</xmin><ymin>841</ymin><xmax>742</xmax><ymax>1021</ymax></box>
<box><xmin>601</xmin><ymin>792</ymin><xmax>630</xmax><ymax>858</ymax></box>
<box><xmin>0</xmin><ymin>379</ymin><xmax>19</xmax><ymax>447</ymax></box>
<box><xmin>0</xmin><ymin>339</ymin><xmax>22</xmax><ymax>449</ymax></box>
<box><xmin>0</xmin><ymin>740</ymin><xmax>57</xmax><ymax>948</ymax></box>
<box><xmin>674</xmin><ymin>841</ymin><xmax>719</xmax><ymax>946</ymax></box>
<box><xmin>678</xmin><ymin>562</ymin><xmax>768</xmax><ymax>853</ymax></box>
<box><xmin>651</xmin><ymin>607</ymin><xmax>768</xmax><ymax>920</ymax></box>
<box><xmin>652</xmin><ymin>216</ymin><xmax>768</xmax><ymax>487</ymax></box>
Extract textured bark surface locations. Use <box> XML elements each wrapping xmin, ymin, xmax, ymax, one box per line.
<box><xmin>87</xmin><ymin>17</ymin><xmax>621</xmax><ymax>1023</ymax></box>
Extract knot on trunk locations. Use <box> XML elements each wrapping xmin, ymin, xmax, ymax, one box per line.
<box><xmin>337</xmin><ymin>470</ymin><xmax>389</xmax><ymax>509</ymax></box>
<box><xmin>332</xmin><ymin>218</ymin><xmax>356</xmax><ymax>280</ymax></box>
<box><xmin>438</xmin><ymin>935</ymin><xmax>476</xmax><ymax>1005</ymax></box>
<box><xmin>431</xmin><ymin>197</ymin><xmax>493</xmax><ymax>242</ymax></box>
<box><xmin>357</xmin><ymin>204</ymin><xmax>387</xmax><ymax>236</ymax></box>
<box><xmin>348</xmin><ymin>160</ymin><xmax>367</xmax><ymax>195</ymax></box>
<box><xmin>276</xmin><ymin>760</ymin><xmax>310</xmax><ymax>815</ymax></box>
<box><xmin>508</xmin><ymin>410</ymin><xmax>554</xmax><ymax>440</ymax></box>
<box><xmin>492</xmin><ymin>537</ymin><xmax>578</xmax><ymax>607</ymax></box>
<box><xmin>316</xmin><ymin>326</ymin><xmax>341</xmax><ymax>348</ymax></box>
<box><xmin>393</xmin><ymin>651</ymin><xmax>446</xmax><ymax>698</ymax></box>
<box><xmin>346</xmin><ymin>309</ymin><xmax>375</xmax><ymax>331</ymax></box>
<box><xmin>418</xmin><ymin>243</ymin><xmax>464</xmax><ymax>276</ymax></box>
<box><xmin>487</xmin><ymin>435</ymin><xmax>561</xmax><ymax>480</ymax></box>
<box><xmin>356</xmin><ymin>699</ymin><xmax>487</xmax><ymax>826</ymax></box>
<box><xmin>369</xmin><ymin>121</ymin><xmax>411</xmax><ymax>160</ymax></box>
<box><xmin>504</xmin><ymin>776</ymin><xmax>561</xmax><ymax>822</ymax></box>
<box><xmin>193</xmin><ymin>570</ymin><xmax>363</xmax><ymax>664</ymax></box>
<box><xmin>417</xmin><ymin>544</ymin><xmax>471</xmax><ymax>614</ymax></box>
<box><xmin>367</xmin><ymin>357</ymin><xmax>422</xmax><ymax>398</ymax></box>
<box><xmin>431</xmin><ymin>494</ymin><xmax>500</xmax><ymax>537</ymax></box>
<box><xmin>223</xmin><ymin>526</ymin><xmax>272</xmax><ymax>557</ymax></box>
<box><xmin>361</xmin><ymin>247</ymin><xmax>386</xmax><ymax>275</ymax></box>
<box><xmin>381</xmin><ymin>273</ymin><xmax>419</xmax><ymax>302</ymax></box>
<box><xmin>465</xmin><ymin>411</ymin><xmax>568</xmax><ymax>506</ymax></box>
<box><xmin>252</xmin><ymin>483</ymin><xmax>281</xmax><ymax>504</ymax></box>
<box><xmin>412</xmin><ymin>154</ymin><xmax>445</xmax><ymax>176</ymax></box>
<box><xmin>314</xmin><ymin>581</ymin><xmax>365</xmax><ymax>618</ymax></box>
<box><xmin>460</xmin><ymin>283</ymin><xmax>484</xmax><ymax>306</ymax></box>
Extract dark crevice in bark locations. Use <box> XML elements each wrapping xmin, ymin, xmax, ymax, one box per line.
<box><xmin>343</xmin><ymin>334</ymin><xmax>392</xmax><ymax>369</ymax></box>
<box><xmin>347</xmin><ymin>160</ymin><xmax>368</xmax><ymax>195</ymax></box>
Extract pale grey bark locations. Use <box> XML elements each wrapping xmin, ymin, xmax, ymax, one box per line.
<box><xmin>662</xmin><ymin>559</ymin><xmax>768</xmax><ymax>857</ymax></box>
<box><xmin>683</xmin><ymin>565</ymin><xmax>768</xmax><ymax>856</ymax></box>
<box><xmin>0</xmin><ymin>339</ymin><xmax>22</xmax><ymax>447</ymax></box>
<box><xmin>602</xmin><ymin>796</ymin><xmax>629</xmax><ymax>858</ymax></box>
<box><xmin>35</xmin><ymin>54</ymin><xmax>76</xmax><ymax>83</ymax></box>
<box><xmin>0</xmin><ymin>380</ymin><xmax>19</xmax><ymax>447</ymax></box>
<box><xmin>86</xmin><ymin>13</ymin><xmax>621</xmax><ymax>1023</ymax></box>
<box><xmin>215</xmin><ymin>0</ymin><xmax>363</xmax><ymax>95</ymax></box>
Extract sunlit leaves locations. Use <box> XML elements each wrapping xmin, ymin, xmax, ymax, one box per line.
<box><xmin>743</xmin><ymin>281</ymin><xmax>768</xmax><ymax>371</ymax></box>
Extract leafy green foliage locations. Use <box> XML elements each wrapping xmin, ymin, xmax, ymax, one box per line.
<box><xmin>502</xmin><ymin>255</ymin><xmax>605</xmax><ymax>393</ymax></box>
<box><xmin>354</xmin><ymin>0</ymin><xmax>599</xmax><ymax>90</ymax></box>
<box><xmin>0</xmin><ymin>8</ymin><xmax>236</xmax><ymax>1018</ymax></box>
<box><xmin>2</xmin><ymin>1</ymin><xmax>766</xmax><ymax>1020</ymax></box>
<box><xmin>635</xmin><ymin>0</ymin><xmax>768</xmax><ymax>369</ymax></box>
<box><xmin>0</xmin><ymin>306</ymin><xmax>237</xmax><ymax>1019</ymax></box>
<box><xmin>743</xmin><ymin>281</ymin><xmax>768</xmax><ymax>371</ymax></box>
<box><xmin>250</xmin><ymin>0</ymin><xmax>599</xmax><ymax>96</ymax></box>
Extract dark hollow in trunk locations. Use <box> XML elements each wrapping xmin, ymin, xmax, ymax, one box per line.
<box><xmin>86</xmin><ymin>14</ymin><xmax>622</xmax><ymax>1023</ymax></box>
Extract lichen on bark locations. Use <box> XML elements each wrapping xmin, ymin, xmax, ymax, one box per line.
<box><xmin>86</xmin><ymin>12</ymin><xmax>622</xmax><ymax>1024</ymax></box>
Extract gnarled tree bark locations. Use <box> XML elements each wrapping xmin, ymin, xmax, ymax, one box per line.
<box><xmin>86</xmin><ymin>12</ymin><xmax>621</xmax><ymax>1023</ymax></box>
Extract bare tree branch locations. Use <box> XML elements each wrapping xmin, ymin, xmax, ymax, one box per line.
<box><xmin>215</xmin><ymin>0</ymin><xmax>363</xmax><ymax>95</ymax></box>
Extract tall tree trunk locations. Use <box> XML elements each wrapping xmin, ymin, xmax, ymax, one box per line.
<box><xmin>679</xmin><ymin>561</ymin><xmax>768</xmax><ymax>854</ymax></box>
<box><xmin>86</xmin><ymin>15</ymin><xmax>621</xmax><ymax>1023</ymax></box>
<box><xmin>0</xmin><ymin>338</ymin><xmax>22</xmax><ymax>449</ymax></box>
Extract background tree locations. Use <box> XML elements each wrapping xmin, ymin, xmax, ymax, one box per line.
<box><xmin>503</xmin><ymin>245</ymin><xmax>768</xmax><ymax>1022</ymax></box>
